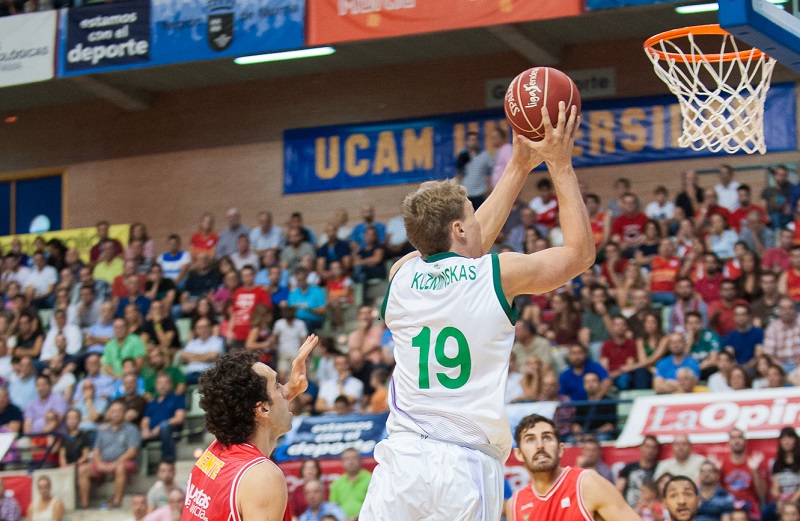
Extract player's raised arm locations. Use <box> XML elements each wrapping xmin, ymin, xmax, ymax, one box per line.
<box><xmin>474</xmin><ymin>132</ymin><xmax>544</xmax><ymax>254</ymax></box>
<box><xmin>581</xmin><ymin>469</ymin><xmax>644</xmax><ymax>521</ymax></box>
<box><xmin>500</xmin><ymin>102</ymin><xmax>595</xmax><ymax>298</ymax></box>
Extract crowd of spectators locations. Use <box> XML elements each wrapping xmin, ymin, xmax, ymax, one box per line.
<box><xmin>0</xmin><ymin>156</ymin><xmax>798</xmax><ymax>512</ymax></box>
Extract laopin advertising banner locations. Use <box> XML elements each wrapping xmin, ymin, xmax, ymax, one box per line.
<box><xmin>616</xmin><ymin>387</ymin><xmax>800</xmax><ymax>447</ymax></box>
<box><xmin>0</xmin><ymin>11</ymin><xmax>57</xmax><ymax>88</ymax></box>
<box><xmin>57</xmin><ymin>0</ymin><xmax>304</xmax><ymax>76</ymax></box>
<box><xmin>307</xmin><ymin>0</ymin><xmax>582</xmax><ymax>46</ymax></box>
<box><xmin>283</xmin><ymin>83</ymin><xmax>797</xmax><ymax>194</ymax></box>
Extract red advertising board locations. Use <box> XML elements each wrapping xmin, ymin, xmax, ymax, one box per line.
<box><xmin>307</xmin><ymin>0</ymin><xmax>583</xmax><ymax>46</ymax></box>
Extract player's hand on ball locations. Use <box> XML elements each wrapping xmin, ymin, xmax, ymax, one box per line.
<box><xmin>285</xmin><ymin>334</ymin><xmax>319</xmax><ymax>401</ymax></box>
<box><xmin>517</xmin><ymin>101</ymin><xmax>579</xmax><ymax>170</ymax></box>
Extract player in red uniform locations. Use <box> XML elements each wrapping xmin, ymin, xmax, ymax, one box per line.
<box><xmin>507</xmin><ymin>414</ymin><xmax>639</xmax><ymax>521</ymax></box>
<box><xmin>182</xmin><ymin>335</ymin><xmax>318</xmax><ymax>521</ymax></box>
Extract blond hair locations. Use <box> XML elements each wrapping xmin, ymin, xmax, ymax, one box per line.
<box><xmin>403</xmin><ymin>180</ymin><xmax>467</xmax><ymax>257</ymax></box>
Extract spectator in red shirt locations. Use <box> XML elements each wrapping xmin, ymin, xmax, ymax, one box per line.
<box><xmin>730</xmin><ymin>184</ymin><xmax>768</xmax><ymax>233</ymax></box>
<box><xmin>230</xmin><ymin>266</ymin><xmax>270</xmax><ymax>349</ymax></box>
<box><xmin>529</xmin><ymin>178</ymin><xmax>559</xmax><ymax>229</ymax></box>
<box><xmin>600</xmin><ymin>242</ymin><xmax>628</xmax><ymax>289</ymax></box>
<box><xmin>709</xmin><ymin>279</ymin><xmax>748</xmax><ymax>336</ymax></box>
<box><xmin>585</xmin><ymin>193</ymin><xmax>611</xmax><ymax>250</ymax></box>
<box><xmin>719</xmin><ymin>428</ymin><xmax>766</xmax><ymax>520</ymax></box>
<box><xmin>778</xmin><ymin>245</ymin><xmax>800</xmax><ymax>302</ymax></box>
<box><xmin>695</xmin><ymin>187</ymin><xmax>732</xmax><ymax>233</ymax></box>
<box><xmin>190</xmin><ymin>213</ymin><xmax>218</xmax><ymax>258</ymax></box>
<box><xmin>762</xmin><ymin>229</ymin><xmax>794</xmax><ymax>273</ymax></box>
<box><xmin>696</xmin><ymin>253</ymin><xmax>725</xmax><ymax>304</ymax></box>
<box><xmin>89</xmin><ymin>221</ymin><xmax>124</xmax><ymax>266</ymax></box>
<box><xmin>649</xmin><ymin>238</ymin><xmax>680</xmax><ymax>306</ymax></box>
<box><xmin>612</xmin><ymin>193</ymin><xmax>649</xmax><ymax>251</ymax></box>
<box><xmin>111</xmin><ymin>260</ymin><xmax>148</xmax><ymax>301</ymax></box>
<box><xmin>600</xmin><ymin>316</ymin><xmax>647</xmax><ymax>391</ymax></box>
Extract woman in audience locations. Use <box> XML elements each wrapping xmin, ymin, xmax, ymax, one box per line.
<box><xmin>727</xmin><ymin>365</ymin><xmax>751</xmax><ymax>391</ymax></box>
<box><xmin>735</xmin><ymin>250</ymin><xmax>763</xmax><ymax>302</ymax></box>
<box><xmin>633</xmin><ymin>220</ymin><xmax>662</xmax><ymax>268</ymax></box>
<box><xmin>352</xmin><ymin>226</ymin><xmax>386</xmax><ymax>283</ymax></box>
<box><xmin>770</xmin><ymin>427</ymin><xmax>800</xmax><ymax>519</ymax></box>
<box><xmin>245</xmin><ymin>304</ymin><xmax>275</xmax><ymax>368</ymax></box>
<box><xmin>634</xmin><ymin>312</ymin><xmax>668</xmax><ymax>374</ymax></box>
<box><xmin>216</xmin><ymin>256</ymin><xmax>236</xmax><ymax>280</ymax></box>
<box><xmin>767</xmin><ymin>364</ymin><xmax>789</xmax><ymax>388</ymax></box>
<box><xmin>58</xmin><ymin>409</ymin><xmax>91</xmax><ymax>469</ymax></box>
<box><xmin>681</xmin><ymin>238</ymin><xmax>708</xmax><ymax>281</ymax></box>
<box><xmin>212</xmin><ymin>270</ymin><xmax>239</xmax><ymax>316</ymax></box>
<box><xmin>127</xmin><ymin>222</ymin><xmax>154</xmax><ymax>262</ymax></box>
<box><xmin>753</xmin><ymin>355</ymin><xmax>772</xmax><ymax>389</ymax></box>
<box><xmin>546</xmin><ymin>292</ymin><xmax>581</xmax><ymax>346</ymax></box>
<box><xmin>289</xmin><ymin>459</ymin><xmax>325</xmax><ymax>516</ymax></box>
<box><xmin>191</xmin><ymin>213</ymin><xmax>218</xmax><ymax>258</ymax></box>
<box><xmin>3</xmin><ymin>281</ymin><xmax>20</xmax><ymax>311</ymax></box>
<box><xmin>615</xmin><ymin>263</ymin><xmax>648</xmax><ymax>313</ymax></box>
<box><xmin>45</xmin><ymin>239</ymin><xmax>67</xmax><ymax>272</ymax></box>
<box><xmin>523</xmin><ymin>227</ymin><xmax>543</xmax><ymax>254</ymax></box>
<box><xmin>580</xmin><ymin>284</ymin><xmax>618</xmax><ymax>355</ymax></box>
<box><xmin>188</xmin><ymin>296</ymin><xmax>219</xmax><ymax>338</ymax></box>
<box><xmin>706</xmin><ymin>213</ymin><xmax>740</xmax><ymax>260</ymax></box>
<box><xmin>27</xmin><ymin>475</ymin><xmax>64</xmax><ymax>521</ymax></box>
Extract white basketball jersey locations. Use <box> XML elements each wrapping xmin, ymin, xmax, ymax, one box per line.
<box><xmin>381</xmin><ymin>252</ymin><xmax>516</xmax><ymax>461</ymax></box>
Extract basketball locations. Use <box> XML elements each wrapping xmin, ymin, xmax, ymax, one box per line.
<box><xmin>504</xmin><ymin>67</ymin><xmax>581</xmax><ymax>141</ymax></box>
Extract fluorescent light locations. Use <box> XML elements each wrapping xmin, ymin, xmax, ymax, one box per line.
<box><xmin>676</xmin><ymin>0</ymin><xmax>787</xmax><ymax>13</ymax></box>
<box><xmin>234</xmin><ymin>46</ymin><xmax>335</xmax><ymax>65</ymax></box>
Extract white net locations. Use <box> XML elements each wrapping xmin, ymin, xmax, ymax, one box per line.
<box><xmin>645</xmin><ymin>26</ymin><xmax>777</xmax><ymax>154</ymax></box>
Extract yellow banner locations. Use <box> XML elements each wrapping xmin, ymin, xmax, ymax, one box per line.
<box><xmin>0</xmin><ymin>224</ymin><xmax>130</xmax><ymax>264</ymax></box>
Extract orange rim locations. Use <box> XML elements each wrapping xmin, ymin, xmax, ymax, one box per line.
<box><xmin>644</xmin><ymin>24</ymin><xmax>768</xmax><ymax>63</ymax></box>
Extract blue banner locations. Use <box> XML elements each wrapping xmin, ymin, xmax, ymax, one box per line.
<box><xmin>274</xmin><ymin>413</ymin><xmax>388</xmax><ymax>462</ymax></box>
<box><xmin>57</xmin><ymin>0</ymin><xmax>304</xmax><ymax>76</ymax></box>
<box><xmin>283</xmin><ymin>83</ymin><xmax>797</xmax><ymax>194</ymax></box>
<box><xmin>586</xmin><ymin>0</ymin><xmax>675</xmax><ymax>9</ymax></box>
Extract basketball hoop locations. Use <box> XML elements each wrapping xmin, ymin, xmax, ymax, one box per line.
<box><xmin>644</xmin><ymin>24</ymin><xmax>776</xmax><ymax>155</ymax></box>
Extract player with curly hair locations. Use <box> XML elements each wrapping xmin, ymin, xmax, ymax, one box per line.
<box><xmin>182</xmin><ymin>335</ymin><xmax>317</xmax><ymax>521</ymax></box>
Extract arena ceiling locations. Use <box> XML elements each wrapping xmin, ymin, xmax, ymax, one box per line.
<box><xmin>1</xmin><ymin>3</ymin><xmax>716</xmax><ymax>113</ymax></box>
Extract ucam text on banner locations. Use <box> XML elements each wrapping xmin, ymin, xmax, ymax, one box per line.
<box><xmin>283</xmin><ymin>83</ymin><xmax>797</xmax><ymax>194</ymax></box>
<box><xmin>307</xmin><ymin>0</ymin><xmax>581</xmax><ymax>45</ymax></box>
<box><xmin>0</xmin><ymin>11</ymin><xmax>57</xmax><ymax>88</ymax></box>
<box><xmin>616</xmin><ymin>387</ymin><xmax>800</xmax><ymax>447</ymax></box>
<box><xmin>57</xmin><ymin>0</ymin><xmax>304</xmax><ymax>76</ymax></box>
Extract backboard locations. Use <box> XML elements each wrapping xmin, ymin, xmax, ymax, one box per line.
<box><xmin>719</xmin><ymin>0</ymin><xmax>800</xmax><ymax>72</ymax></box>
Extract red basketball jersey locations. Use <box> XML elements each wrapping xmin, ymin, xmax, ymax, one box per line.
<box><xmin>182</xmin><ymin>441</ymin><xmax>291</xmax><ymax>521</ymax></box>
<box><xmin>510</xmin><ymin>467</ymin><xmax>593</xmax><ymax>521</ymax></box>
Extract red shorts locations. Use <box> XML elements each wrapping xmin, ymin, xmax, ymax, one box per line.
<box><xmin>90</xmin><ymin>459</ymin><xmax>138</xmax><ymax>480</ymax></box>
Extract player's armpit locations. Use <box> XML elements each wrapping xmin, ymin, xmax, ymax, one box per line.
<box><xmin>580</xmin><ymin>470</ymin><xmax>642</xmax><ymax>521</ymax></box>
<box><xmin>499</xmin><ymin>248</ymin><xmax>595</xmax><ymax>300</ymax></box>
<box><xmin>237</xmin><ymin>462</ymin><xmax>288</xmax><ymax>521</ymax></box>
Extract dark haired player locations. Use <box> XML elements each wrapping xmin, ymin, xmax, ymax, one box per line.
<box><xmin>507</xmin><ymin>414</ymin><xmax>640</xmax><ymax>521</ymax></box>
<box><xmin>663</xmin><ymin>475</ymin><xmax>701</xmax><ymax>521</ymax></box>
<box><xmin>181</xmin><ymin>335</ymin><xmax>317</xmax><ymax>521</ymax></box>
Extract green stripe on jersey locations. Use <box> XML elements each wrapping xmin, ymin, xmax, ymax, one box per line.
<box><xmin>491</xmin><ymin>254</ymin><xmax>517</xmax><ymax>325</ymax></box>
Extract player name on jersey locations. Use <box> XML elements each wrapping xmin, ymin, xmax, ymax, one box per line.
<box><xmin>410</xmin><ymin>265</ymin><xmax>477</xmax><ymax>291</ymax></box>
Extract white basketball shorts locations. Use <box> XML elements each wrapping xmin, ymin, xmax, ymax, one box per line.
<box><xmin>359</xmin><ymin>434</ymin><xmax>504</xmax><ymax>521</ymax></box>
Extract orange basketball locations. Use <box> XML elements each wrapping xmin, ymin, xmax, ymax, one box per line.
<box><xmin>504</xmin><ymin>67</ymin><xmax>581</xmax><ymax>141</ymax></box>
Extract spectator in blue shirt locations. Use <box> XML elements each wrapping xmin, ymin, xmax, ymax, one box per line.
<box><xmin>140</xmin><ymin>374</ymin><xmax>185</xmax><ymax>463</ymax></box>
<box><xmin>558</xmin><ymin>344</ymin><xmax>611</xmax><ymax>401</ymax></box>
<box><xmin>300</xmin><ymin>480</ymin><xmax>345</xmax><ymax>521</ymax></box>
<box><xmin>115</xmin><ymin>274</ymin><xmax>151</xmax><ymax>319</ymax></box>
<box><xmin>655</xmin><ymin>333</ymin><xmax>701</xmax><ymax>394</ymax></box>
<box><xmin>697</xmin><ymin>461</ymin><xmax>736</xmax><ymax>521</ymax></box>
<box><xmin>350</xmin><ymin>206</ymin><xmax>386</xmax><ymax>251</ymax></box>
<box><xmin>723</xmin><ymin>304</ymin><xmax>764</xmax><ymax>371</ymax></box>
<box><xmin>288</xmin><ymin>268</ymin><xmax>327</xmax><ymax>333</ymax></box>
<box><xmin>317</xmin><ymin>223</ymin><xmax>352</xmax><ymax>278</ymax></box>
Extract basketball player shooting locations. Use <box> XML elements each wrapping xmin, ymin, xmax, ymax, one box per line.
<box><xmin>508</xmin><ymin>414</ymin><xmax>641</xmax><ymax>521</ymax></box>
<box><xmin>181</xmin><ymin>335</ymin><xmax>318</xmax><ymax>521</ymax></box>
<box><xmin>360</xmin><ymin>102</ymin><xmax>594</xmax><ymax>521</ymax></box>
